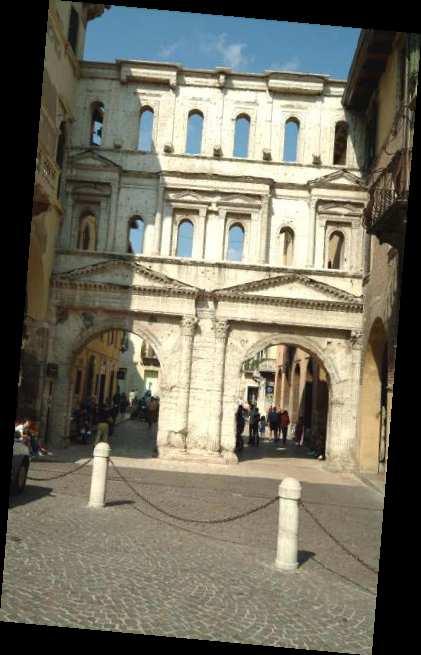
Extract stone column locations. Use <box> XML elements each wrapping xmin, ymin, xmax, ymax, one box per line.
<box><xmin>208</xmin><ymin>320</ymin><xmax>229</xmax><ymax>452</ymax></box>
<box><xmin>218</xmin><ymin>208</ymin><xmax>227</xmax><ymax>260</ymax></box>
<box><xmin>177</xmin><ymin>316</ymin><xmax>197</xmax><ymax>443</ymax></box>
<box><xmin>46</xmin><ymin>360</ymin><xmax>73</xmax><ymax>448</ymax></box>
<box><xmin>259</xmin><ymin>195</ymin><xmax>271</xmax><ymax>265</ymax></box>
<box><xmin>299</xmin><ymin>357</ymin><xmax>308</xmax><ymax>419</ymax></box>
<box><xmin>60</xmin><ymin>190</ymin><xmax>73</xmax><ymax>249</ymax></box>
<box><xmin>306</xmin><ymin>198</ymin><xmax>317</xmax><ymax>268</ymax></box>
<box><xmin>152</xmin><ymin>180</ymin><xmax>165</xmax><ymax>256</ymax></box>
<box><xmin>195</xmin><ymin>207</ymin><xmax>207</xmax><ymax>260</ymax></box>
<box><xmin>311</xmin><ymin>359</ymin><xmax>320</xmax><ymax>433</ymax></box>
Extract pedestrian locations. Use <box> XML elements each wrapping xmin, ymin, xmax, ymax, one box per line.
<box><xmin>280</xmin><ymin>410</ymin><xmax>290</xmax><ymax>445</ymax></box>
<box><xmin>79</xmin><ymin>409</ymin><xmax>91</xmax><ymax>444</ymax></box>
<box><xmin>249</xmin><ymin>406</ymin><xmax>260</xmax><ymax>446</ymax></box>
<box><xmin>268</xmin><ymin>406</ymin><xmax>279</xmax><ymax>441</ymax></box>
<box><xmin>27</xmin><ymin>420</ymin><xmax>40</xmax><ymax>456</ymax></box>
<box><xmin>258</xmin><ymin>414</ymin><xmax>266</xmax><ymax>442</ymax></box>
<box><xmin>294</xmin><ymin>416</ymin><xmax>304</xmax><ymax>447</ymax></box>
<box><xmin>235</xmin><ymin>404</ymin><xmax>245</xmax><ymax>452</ymax></box>
<box><xmin>94</xmin><ymin>404</ymin><xmax>111</xmax><ymax>446</ymax></box>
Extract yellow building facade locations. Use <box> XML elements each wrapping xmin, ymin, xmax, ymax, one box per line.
<box><xmin>343</xmin><ymin>31</ymin><xmax>419</xmax><ymax>474</ymax></box>
<box><xmin>19</xmin><ymin>3</ymin><xmax>109</xmax><ymax>429</ymax></box>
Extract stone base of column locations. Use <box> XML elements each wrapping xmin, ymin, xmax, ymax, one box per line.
<box><xmin>323</xmin><ymin>451</ymin><xmax>357</xmax><ymax>473</ymax></box>
<box><xmin>157</xmin><ymin>445</ymin><xmax>237</xmax><ymax>466</ymax></box>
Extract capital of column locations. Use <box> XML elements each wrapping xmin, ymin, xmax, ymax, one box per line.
<box><xmin>350</xmin><ymin>330</ymin><xmax>363</xmax><ymax>349</ymax></box>
<box><xmin>214</xmin><ymin>319</ymin><xmax>229</xmax><ymax>340</ymax></box>
<box><xmin>181</xmin><ymin>315</ymin><xmax>198</xmax><ymax>337</ymax></box>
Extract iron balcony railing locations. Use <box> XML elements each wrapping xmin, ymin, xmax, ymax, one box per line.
<box><xmin>363</xmin><ymin>148</ymin><xmax>411</xmax><ymax>231</ymax></box>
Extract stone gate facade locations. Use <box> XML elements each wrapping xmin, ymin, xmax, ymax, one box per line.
<box><xmin>46</xmin><ymin>60</ymin><xmax>369</xmax><ymax>471</ymax></box>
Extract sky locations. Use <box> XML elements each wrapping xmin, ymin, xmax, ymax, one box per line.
<box><xmin>84</xmin><ymin>6</ymin><xmax>361</xmax><ymax>80</ymax></box>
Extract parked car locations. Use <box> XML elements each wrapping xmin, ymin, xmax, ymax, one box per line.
<box><xmin>10</xmin><ymin>438</ymin><xmax>31</xmax><ymax>495</ymax></box>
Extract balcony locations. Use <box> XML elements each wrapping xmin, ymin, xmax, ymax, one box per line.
<box><xmin>362</xmin><ymin>149</ymin><xmax>410</xmax><ymax>249</ymax></box>
<box><xmin>257</xmin><ymin>358</ymin><xmax>277</xmax><ymax>374</ymax></box>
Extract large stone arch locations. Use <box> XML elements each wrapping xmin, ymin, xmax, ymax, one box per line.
<box><xmin>47</xmin><ymin>310</ymin><xmax>180</xmax><ymax>446</ymax></box>
<box><xmin>359</xmin><ymin>317</ymin><xmax>388</xmax><ymax>473</ymax></box>
<box><xmin>220</xmin><ymin>326</ymin><xmax>356</xmax><ymax>470</ymax></box>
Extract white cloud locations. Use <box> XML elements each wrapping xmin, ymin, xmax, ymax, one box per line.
<box><xmin>159</xmin><ymin>39</ymin><xmax>184</xmax><ymax>58</ymax></box>
<box><xmin>201</xmin><ymin>33</ymin><xmax>252</xmax><ymax>70</ymax></box>
<box><xmin>269</xmin><ymin>56</ymin><xmax>301</xmax><ymax>72</ymax></box>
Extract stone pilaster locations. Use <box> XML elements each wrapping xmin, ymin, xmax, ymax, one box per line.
<box><xmin>259</xmin><ymin>195</ymin><xmax>271</xmax><ymax>265</ymax></box>
<box><xmin>209</xmin><ymin>320</ymin><xmax>229</xmax><ymax>452</ymax></box>
<box><xmin>177</xmin><ymin>315</ymin><xmax>197</xmax><ymax>445</ymax></box>
<box><xmin>306</xmin><ymin>198</ymin><xmax>317</xmax><ymax>268</ymax></box>
<box><xmin>152</xmin><ymin>181</ymin><xmax>165</xmax><ymax>255</ymax></box>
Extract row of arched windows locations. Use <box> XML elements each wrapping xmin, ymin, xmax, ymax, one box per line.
<box><xmin>77</xmin><ymin>214</ymin><xmax>345</xmax><ymax>269</ymax></box>
<box><xmin>88</xmin><ymin>102</ymin><xmax>349</xmax><ymax>164</ymax></box>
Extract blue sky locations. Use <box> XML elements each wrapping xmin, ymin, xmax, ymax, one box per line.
<box><xmin>85</xmin><ymin>7</ymin><xmax>361</xmax><ymax>79</ymax></box>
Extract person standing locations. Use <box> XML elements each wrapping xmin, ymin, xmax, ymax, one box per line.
<box><xmin>251</xmin><ymin>406</ymin><xmax>260</xmax><ymax>446</ymax></box>
<box><xmin>258</xmin><ymin>414</ymin><xmax>266</xmax><ymax>444</ymax></box>
<box><xmin>268</xmin><ymin>406</ymin><xmax>279</xmax><ymax>442</ymax></box>
<box><xmin>280</xmin><ymin>410</ymin><xmax>290</xmax><ymax>445</ymax></box>
<box><xmin>94</xmin><ymin>405</ymin><xmax>110</xmax><ymax>446</ymax></box>
<box><xmin>294</xmin><ymin>416</ymin><xmax>304</xmax><ymax>447</ymax></box>
<box><xmin>235</xmin><ymin>404</ymin><xmax>245</xmax><ymax>452</ymax></box>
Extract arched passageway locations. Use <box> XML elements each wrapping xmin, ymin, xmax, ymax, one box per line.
<box><xmin>237</xmin><ymin>340</ymin><xmax>331</xmax><ymax>461</ymax></box>
<box><xmin>359</xmin><ymin>318</ymin><xmax>388</xmax><ymax>473</ymax></box>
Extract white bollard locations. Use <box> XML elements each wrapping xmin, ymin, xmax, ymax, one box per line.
<box><xmin>88</xmin><ymin>442</ymin><xmax>111</xmax><ymax>508</ymax></box>
<box><xmin>275</xmin><ymin>477</ymin><xmax>302</xmax><ymax>571</ymax></box>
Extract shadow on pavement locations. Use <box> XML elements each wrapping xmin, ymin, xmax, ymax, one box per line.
<box><xmin>297</xmin><ymin>550</ymin><xmax>316</xmax><ymax>566</ymax></box>
<box><xmin>105</xmin><ymin>500</ymin><xmax>136</xmax><ymax>507</ymax></box>
<box><xmin>8</xmin><ymin>485</ymin><xmax>53</xmax><ymax>509</ymax></box>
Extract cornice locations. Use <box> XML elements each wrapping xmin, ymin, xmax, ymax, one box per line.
<box><xmin>212</xmin><ymin>290</ymin><xmax>362</xmax><ymax>312</ymax></box>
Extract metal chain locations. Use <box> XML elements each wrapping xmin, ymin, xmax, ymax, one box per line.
<box><xmin>109</xmin><ymin>458</ymin><xmax>278</xmax><ymax>524</ymax></box>
<box><xmin>299</xmin><ymin>500</ymin><xmax>379</xmax><ymax>575</ymax></box>
<box><xmin>27</xmin><ymin>457</ymin><xmax>93</xmax><ymax>481</ymax></box>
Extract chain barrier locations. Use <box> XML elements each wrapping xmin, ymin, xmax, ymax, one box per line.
<box><xmin>109</xmin><ymin>458</ymin><xmax>278</xmax><ymax>524</ymax></box>
<box><xmin>27</xmin><ymin>457</ymin><xmax>93</xmax><ymax>482</ymax></box>
<box><xmin>299</xmin><ymin>499</ymin><xmax>379</xmax><ymax>575</ymax></box>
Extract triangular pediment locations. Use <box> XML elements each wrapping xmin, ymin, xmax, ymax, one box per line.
<box><xmin>308</xmin><ymin>169</ymin><xmax>365</xmax><ymax>189</ymax></box>
<box><xmin>69</xmin><ymin>149</ymin><xmax>122</xmax><ymax>171</ymax></box>
<box><xmin>215</xmin><ymin>273</ymin><xmax>361</xmax><ymax>303</ymax></box>
<box><xmin>53</xmin><ymin>259</ymin><xmax>199</xmax><ymax>291</ymax></box>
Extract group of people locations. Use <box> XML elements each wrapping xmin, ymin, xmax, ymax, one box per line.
<box><xmin>72</xmin><ymin>391</ymin><xmax>130</xmax><ymax>446</ymax></box>
<box><xmin>130</xmin><ymin>390</ymin><xmax>160</xmax><ymax>428</ymax></box>
<box><xmin>14</xmin><ymin>418</ymin><xmax>52</xmax><ymax>457</ymax></box>
<box><xmin>235</xmin><ymin>404</ymin><xmax>291</xmax><ymax>451</ymax></box>
<box><xmin>235</xmin><ymin>402</ymin><xmax>326</xmax><ymax>459</ymax></box>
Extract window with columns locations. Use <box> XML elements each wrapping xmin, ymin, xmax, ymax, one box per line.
<box><xmin>127</xmin><ymin>216</ymin><xmax>145</xmax><ymax>254</ymax></box>
<box><xmin>78</xmin><ymin>214</ymin><xmax>96</xmax><ymax>251</ymax></box>
<box><xmin>233</xmin><ymin>114</ymin><xmax>250</xmax><ymax>157</ymax></box>
<box><xmin>333</xmin><ymin>121</ymin><xmax>349</xmax><ymax>165</ymax></box>
<box><xmin>327</xmin><ymin>231</ymin><xmax>345</xmax><ymax>269</ymax></box>
<box><xmin>226</xmin><ymin>224</ymin><xmax>245</xmax><ymax>261</ymax></box>
<box><xmin>186</xmin><ymin>110</ymin><xmax>204</xmax><ymax>154</ymax></box>
<box><xmin>176</xmin><ymin>219</ymin><xmax>194</xmax><ymax>257</ymax></box>
<box><xmin>138</xmin><ymin>107</ymin><xmax>154</xmax><ymax>151</ymax></box>
<box><xmin>90</xmin><ymin>102</ymin><xmax>104</xmax><ymax>146</ymax></box>
<box><xmin>283</xmin><ymin>118</ymin><xmax>300</xmax><ymax>162</ymax></box>
<box><xmin>279</xmin><ymin>227</ymin><xmax>294</xmax><ymax>266</ymax></box>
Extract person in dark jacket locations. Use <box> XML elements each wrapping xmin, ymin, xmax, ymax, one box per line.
<box><xmin>235</xmin><ymin>404</ymin><xmax>245</xmax><ymax>451</ymax></box>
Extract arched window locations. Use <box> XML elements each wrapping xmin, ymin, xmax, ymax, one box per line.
<box><xmin>233</xmin><ymin>114</ymin><xmax>250</xmax><ymax>158</ymax></box>
<box><xmin>227</xmin><ymin>224</ymin><xmax>245</xmax><ymax>261</ymax></box>
<box><xmin>90</xmin><ymin>102</ymin><xmax>104</xmax><ymax>146</ymax></box>
<box><xmin>283</xmin><ymin>118</ymin><xmax>300</xmax><ymax>162</ymax></box>
<box><xmin>333</xmin><ymin>121</ymin><xmax>348</xmax><ymax>165</ymax></box>
<box><xmin>138</xmin><ymin>108</ymin><xmax>154</xmax><ymax>152</ymax></box>
<box><xmin>186</xmin><ymin>110</ymin><xmax>204</xmax><ymax>155</ymax></box>
<box><xmin>78</xmin><ymin>214</ymin><xmax>96</xmax><ymax>251</ymax></box>
<box><xmin>327</xmin><ymin>231</ymin><xmax>345</xmax><ymax>269</ymax></box>
<box><xmin>127</xmin><ymin>216</ymin><xmax>145</xmax><ymax>254</ymax></box>
<box><xmin>176</xmin><ymin>220</ymin><xmax>194</xmax><ymax>257</ymax></box>
<box><xmin>279</xmin><ymin>227</ymin><xmax>294</xmax><ymax>266</ymax></box>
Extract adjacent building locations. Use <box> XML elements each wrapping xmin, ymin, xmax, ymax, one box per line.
<box><xmin>343</xmin><ymin>31</ymin><xmax>419</xmax><ymax>474</ymax></box>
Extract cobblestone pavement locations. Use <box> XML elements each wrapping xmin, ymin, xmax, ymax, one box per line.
<box><xmin>1</xmin><ymin>421</ymin><xmax>384</xmax><ymax>653</ymax></box>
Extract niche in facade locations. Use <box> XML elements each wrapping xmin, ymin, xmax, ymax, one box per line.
<box><xmin>90</xmin><ymin>102</ymin><xmax>104</xmax><ymax>146</ymax></box>
<box><xmin>333</xmin><ymin>121</ymin><xmax>348</xmax><ymax>165</ymax></box>
<box><xmin>78</xmin><ymin>214</ymin><xmax>96</xmax><ymax>251</ymax></box>
<box><xmin>283</xmin><ymin>118</ymin><xmax>300</xmax><ymax>162</ymax></box>
<box><xmin>233</xmin><ymin>114</ymin><xmax>250</xmax><ymax>158</ymax></box>
<box><xmin>176</xmin><ymin>219</ymin><xmax>194</xmax><ymax>257</ymax></box>
<box><xmin>327</xmin><ymin>231</ymin><xmax>345</xmax><ymax>269</ymax></box>
<box><xmin>226</xmin><ymin>224</ymin><xmax>245</xmax><ymax>261</ymax></box>
<box><xmin>138</xmin><ymin>108</ymin><xmax>154</xmax><ymax>152</ymax></box>
<box><xmin>186</xmin><ymin>110</ymin><xmax>204</xmax><ymax>155</ymax></box>
<box><xmin>280</xmin><ymin>227</ymin><xmax>294</xmax><ymax>266</ymax></box>
<box><xmin>128</xmin><ymin>216</ymin><xmax>145</xmax><ymax>254</ymax></box>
